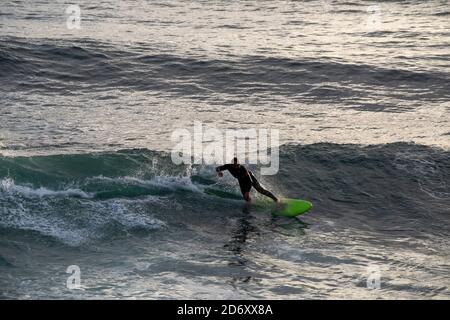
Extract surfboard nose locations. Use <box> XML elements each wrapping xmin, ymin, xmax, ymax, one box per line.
<box><xmin>272</xmin><ymin>198</ymin><xmax>313</xmax><ymax>217</ymax></box>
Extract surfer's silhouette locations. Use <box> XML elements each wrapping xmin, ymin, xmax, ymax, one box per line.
<box><xmin>216</xmin><ymin>157</ymin><xmax>279</xmax><ymax>203</ymax></box>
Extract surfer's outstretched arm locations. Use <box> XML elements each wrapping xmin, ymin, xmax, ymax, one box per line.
<box><xmin>215</xmin><ymin>164</ymin><xmax>229</xmax><ymax>177</ymax></box>
<box><xmin>215</xmin><ymin>164</ymin><xmax>229</xmax><ymax>172</ymax></box>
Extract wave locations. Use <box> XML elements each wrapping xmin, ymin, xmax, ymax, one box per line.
<box><xmin>0</xmin><ymin>143</ymin><xmax>449</xmax><ymax>246</ymax></box>
<box><xmin>0</xmin><ymin>177</ymin><xmax>168</xmax><ymax>247</ymax></box>
<box><xmin>434</xmin><ymin>11</ymin><xmax>450</xmax><ymax>16</ymax></box>
<box><xmin>1</xmin><ymin>37</ymin><xmax>449</xmax><ymax>107</ymax></box>
<box><xmin>0</xmin><ymin>178</ymin><xmax>94</xmax><ymax>199</ymax></box>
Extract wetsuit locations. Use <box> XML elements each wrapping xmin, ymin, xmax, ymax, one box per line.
<box><xmin>215</xmin><ymin>164</ymin><xmax>278</xmax><ymax>202</ymax></box>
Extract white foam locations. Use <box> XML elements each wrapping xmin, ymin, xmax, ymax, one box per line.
<box><xmin>0</xmin><ymin>178</ymin><xmax>167</xmax><ymax>246</ymax></box>
<box><xmin>0</xmin><ymin>178</ymin><xmax>94</xmax><ymax>199</ymax></box>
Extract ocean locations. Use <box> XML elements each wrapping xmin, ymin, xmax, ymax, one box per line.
<box><xmin>0</xmin><ymin>0</ymin><xmax>449</xmax><ymax>299</ymax></box>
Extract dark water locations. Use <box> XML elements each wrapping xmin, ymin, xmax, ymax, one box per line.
<box><xmin>0</xmin><ymin>0</ymin><xmax>449</xmax><ymax>299</ymax></box>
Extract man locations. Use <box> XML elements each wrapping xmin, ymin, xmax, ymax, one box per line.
<box><xmin>216</xmin><ymin>157</ymin><xmax>279</xmax><ymax>203</ymax></box>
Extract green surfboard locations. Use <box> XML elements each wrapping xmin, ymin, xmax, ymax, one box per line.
<box><xmin>204</xmin><ymin>188</ymin><xmax>312</xmax><ymax>217</ymax></box>
<box><xmin>271</xmin><ymin>198</ymin><xmax>313</xmax><ymax>217</ymax></box>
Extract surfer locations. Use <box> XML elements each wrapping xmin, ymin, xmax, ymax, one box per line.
<box><xmin>216</xmin><ymin>157</ymin><xmax>279</xmax><ymax>203</ymax></box>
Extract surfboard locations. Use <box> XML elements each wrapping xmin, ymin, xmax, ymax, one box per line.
<box><xmin>271</xmin><ymin>198</ymin><xmax>313</xmax><ymax>217</ymax></box>
<box><xmin>204</xmin><ymin>188</ymin><xmax>312</xmax><ymax>217</ymax></box>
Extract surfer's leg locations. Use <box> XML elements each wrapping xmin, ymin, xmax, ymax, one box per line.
<box><xmin>250</xmin><ymin>174</ymin><xmax>278</xmax><ymax>202</ymax></box>
<box><xmin>239</xmin><ymin>179</ymin><xmax>252</xmax><ymax>202</ymax></box>
<box><xmin>255</xmin><ymin>185</ymin><xmax>278</xmax><ymax>202</ymax></box>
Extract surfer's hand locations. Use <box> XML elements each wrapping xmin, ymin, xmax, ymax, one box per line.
<box><xmin>218</xmin><ymin>171</ymin><xmax>223</xmax><ymax>177</ymax></box>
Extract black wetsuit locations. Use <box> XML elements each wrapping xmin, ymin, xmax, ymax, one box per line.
<box><xmin>215</xmin><ymin>164</ymin><xmax>278</xmax><ymax>202</ymax></box>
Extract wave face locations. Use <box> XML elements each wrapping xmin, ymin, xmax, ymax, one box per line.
<box><xmin>1</xmin><ymin>144</ymin><xmax>448</xmax><ymax>246</ymax></box>
<box><xmin>0</xmin><ymin>149</ymin><xmax>189</xmax><ymax>246</ymax></box>
<box><xmin>1</xmin><ymin>144</ymin><xmax>449</xmax><ymax>299</ymax></box>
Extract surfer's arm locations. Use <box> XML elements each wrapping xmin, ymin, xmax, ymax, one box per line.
<box><xmin>215</xmin><ymin>164</ymin><xmax>229</xmax><ymax>177</ymax></box>
<box><xmin>215</xmin><ymin>164</ymin><xmax>229</xmax><ymax>172</ymax></box>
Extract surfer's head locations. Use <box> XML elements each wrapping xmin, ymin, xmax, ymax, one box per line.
<box><xmin>232</xmin><ymin>157</ymin><xmax>239</xmax><ymax>168</ymax></box>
